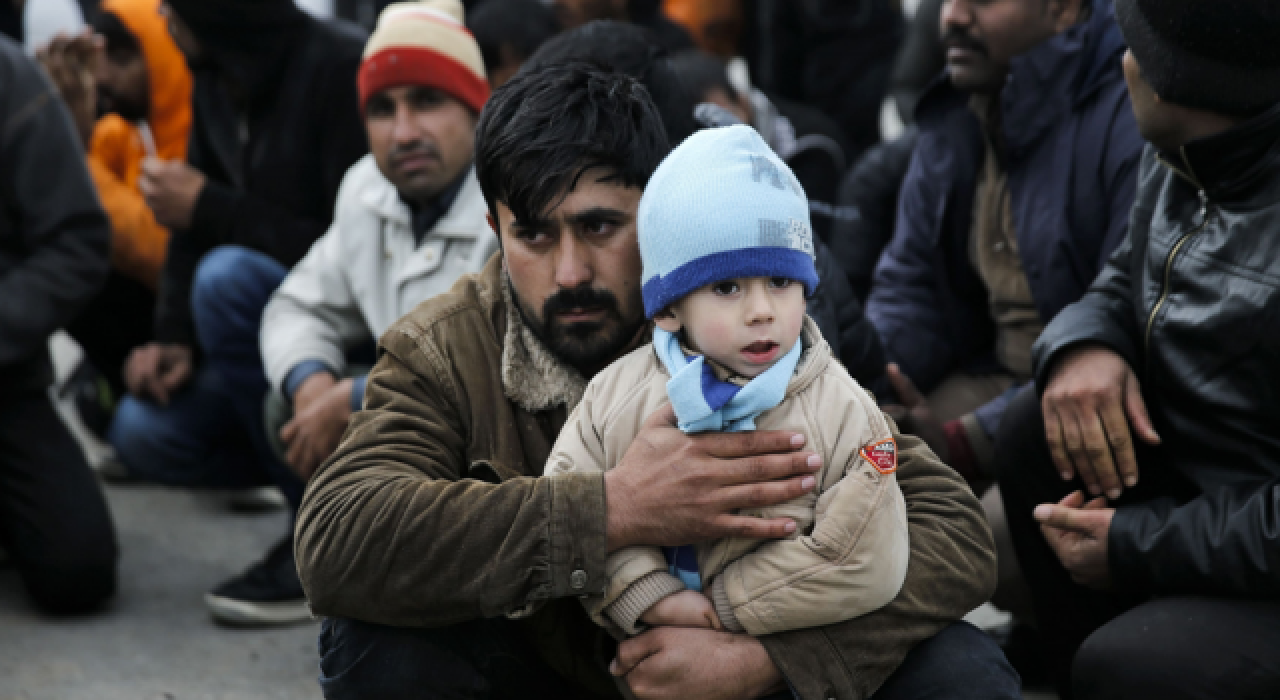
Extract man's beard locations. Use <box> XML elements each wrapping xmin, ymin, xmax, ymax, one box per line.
<box><xmin>515</xmin><ymin>284</ymin><xmax>642</xmax><ymax>372</ymax></box>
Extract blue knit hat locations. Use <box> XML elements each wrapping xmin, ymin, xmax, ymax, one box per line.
<box><xmin>638</xmin><ymin>125</ymin><xmax>818</xmax><ymax>319</ymax></box>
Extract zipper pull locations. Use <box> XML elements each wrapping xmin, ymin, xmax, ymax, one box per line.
<box><xmin>1197</xmin><ymin>190</ymin><xmax>1210</xmax><ymax>226</ymax></box>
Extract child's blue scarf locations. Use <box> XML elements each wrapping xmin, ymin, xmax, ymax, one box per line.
<box><xmin>651</xmin><ymin>326</ymin><xmax>802</xmax><ymax>590</ymax></box>
<box><xmin>652</xmin><ymin>326</ymin><xmax>802</xmax><ymax>434</ymax></box>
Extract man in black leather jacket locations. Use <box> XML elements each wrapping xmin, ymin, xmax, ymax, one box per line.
<box><xmin>995</xmin><ymin>1</ymin><xmax>1280</xmax><ymax>697</ymax></box>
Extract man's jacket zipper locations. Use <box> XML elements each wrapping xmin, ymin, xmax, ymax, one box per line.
<box><xmin>1146</xmin><ymin>148</ymin><xmax>1212</xmax><ymax>366</ymax></box>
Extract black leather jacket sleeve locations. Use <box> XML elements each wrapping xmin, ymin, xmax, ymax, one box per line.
<box><xmin>1110</xmin><ymin>479</ymin><xmax>1280</xmax><ymax>595</ymax></box>
<box><xmin>1031</xmin><ymin>214</ymin><xmax>1144</xmax><ymax>391</ymax></box>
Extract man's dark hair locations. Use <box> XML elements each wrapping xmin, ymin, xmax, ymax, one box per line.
<box><xmin>475</xmin><ymin>61</ymin><xmax>670</xmax><ymax>232</ymax></box>
<box><xmin>523</xmin><ymin>20</ymin><xmax>700</xmax><ymax>144</ymax></box>
<box><xmin>92</xmin><ymin>11</ymin><xmax>141</xmax><ymax>60</ymax></box>
<box><xmin>469</xmin><ymin>0</ymin><xmax>559</xmax><ymax>76</ymax></box>
<box><xmin>668</xmin><ymin>49</ymin><xmax>737</xmax><ymax>103</ymax></box>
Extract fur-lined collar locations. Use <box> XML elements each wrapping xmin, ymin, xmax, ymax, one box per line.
<box><xmin>499</xmin><ymin>272</ymin><xmax>589</xmax><ymax>413</ymax></box>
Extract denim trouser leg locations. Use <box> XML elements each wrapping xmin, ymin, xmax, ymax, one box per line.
<box><xmin>110</xmin><ymin>367</ymin><xmax>271</xmax><ymax>491</ymax></box>
<box><xmin>870</xmin><ymin>621</ymin><xmax>1021</xmax><ymax>700</ymax></box>
<box><xmin>190</xmin><ymin>245</ymin><xmax>302</xmax><ymax>510</ymax></box>
<box><xmin>108</xmin><ymin>245</ymin><xmax>303</xmax><ymax>510</ymax></box>
<box><xmin>318</xmin><ymin>616</ymin><xmax>585</xmax><ymax>700</ymax></box>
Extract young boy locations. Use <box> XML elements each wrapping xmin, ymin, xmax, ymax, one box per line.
<box><xmin>545</xmin><ymin>125</ymin><xmax>909</xmax><ymax>639</ymax></box>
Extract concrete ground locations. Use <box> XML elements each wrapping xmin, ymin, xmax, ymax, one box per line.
<box><xmin>0</xmin><ymin>483</ymin><xmax>320</xmax><ymax>700</ymax></box>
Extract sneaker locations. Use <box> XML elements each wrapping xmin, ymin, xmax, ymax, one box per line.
<box><xmin>62</xmin><ymin>360</ymin><xmax>115</xmax><ymax>441</ymax></box>
<box><xmin>205</xmin><ymin>535</ymin><xmax>311</xmax><ymax>627</ymax></box>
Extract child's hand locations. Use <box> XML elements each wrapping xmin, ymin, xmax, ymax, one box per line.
<box><xmin>640</xmin><ymin>590</ymin><xmax>722</xmax><ymax>630</ymax></box>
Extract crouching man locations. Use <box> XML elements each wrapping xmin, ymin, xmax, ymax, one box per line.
<box><xmin>297</xmin><ymin>61</ymin><xmax>1017</xmax><ymax>700</ymax></box>
<box><xmin>996</xmin><ymin>1</ymin><xmax>1280</xmax><ymax>697</ymax></box>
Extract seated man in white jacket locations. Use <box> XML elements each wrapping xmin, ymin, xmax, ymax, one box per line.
<box><xmin>260</xmin><ymin>0</ymin><xmax>498</xmax><ymax>485</ymax></box>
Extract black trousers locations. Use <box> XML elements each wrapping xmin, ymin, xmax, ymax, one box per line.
<box><xmin>0</xmin><ymin>355</ymin><xmax>118</xmax><ymax>613</ymax></box>
<box><xmin>317</xmin><ymin>615</ymin><xmax>1021</xmax><ymax>700</ymax></box>
<box><xmin>996</xmin><ymin>385</ymin><xmax>1280</xmax><ymax>699</ymax></box>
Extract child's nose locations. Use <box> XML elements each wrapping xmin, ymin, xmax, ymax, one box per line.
<box><xmin>744</xmin><ymin>287</ymin><xmax>775</xmax><ymax>324</ymax></box>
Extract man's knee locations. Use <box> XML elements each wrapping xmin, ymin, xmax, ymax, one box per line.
<box><xmin>108</xmin><ymin>395</ymin><xmax>156</xmax><ymax>470</ymax></box>
<box><xmin>24</xmin><ymin>560</ymin><xmax>117</xmax><ymax>614</ymax></box>
<box><xmin>873</xmin><ymin>622</ymin><xmax>1020</xmax><ymax>700</ymax></box>
<box><xmin>318</xmin><ymin>617</ymin><xmax>488</xmax><ymax>699</ymax></box>
<box><xmin>191</xmin><ymin>245</ymin><xmax>286</xmax><ymax>354</ymax></box>
<box><xmin>1072</xmin><ymin>619</ymin><xmax>1166</xmax><ymax>700</ymax></box>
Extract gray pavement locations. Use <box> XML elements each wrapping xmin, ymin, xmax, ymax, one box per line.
<box><xmin>0</xmin><ymin>483</ymin><xmax>320</xmax><ymax>700</ymax></box>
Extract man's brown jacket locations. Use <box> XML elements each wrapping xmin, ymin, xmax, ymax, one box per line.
<box><xmin>295</xmin><ymin>253</ymin><xmax>997</xmax><ymax>700</ymax></box>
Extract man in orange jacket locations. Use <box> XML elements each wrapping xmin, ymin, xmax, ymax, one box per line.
<box><xmin>38</xmin><ymin>0</ymin><xmax>191</xmax><ymax>407</ymax></box>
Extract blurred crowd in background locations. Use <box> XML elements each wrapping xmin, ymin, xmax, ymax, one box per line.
<box><xmin>2</xmin><ymin>0</ymin><xmax>1280</xmax><ymax>698</ymax></box>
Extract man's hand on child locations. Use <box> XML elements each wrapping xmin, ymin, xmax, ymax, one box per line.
<box><xmin>641</xmin><ymin>591</ymin><xmax>722</xmax><ymax>630</ymax></box>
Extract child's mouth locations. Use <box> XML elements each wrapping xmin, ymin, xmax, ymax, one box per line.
<box><xmin>741</xmin><ymin>340</ymin><xmax>779</xmax><ymax>363</ymax></box>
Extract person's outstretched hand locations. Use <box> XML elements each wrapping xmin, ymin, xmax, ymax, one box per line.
<box><xmin>641</xmin><ymin>590</ymin><xmax>721</xmax><ymax>630</ymax></box>
<box><xmin>1041</xmin><ymin>344</ymin><xmax>1160</xmax><ymax>500</ymax></box>
<box><xmin>604</xmin><ymin>404</ymin><xmax>820</xmax><ymax>552</ymax></box>
<box><xmin>124</xmin><ymin>342</ymin><xmax>194</xmax><ymax>405</ymax></box>
<box><xmin>1034</xmin><ymin>490</ymin><xmax>1114</xmax><ymax>589</ymax></box>
<box><xmin>882</xmin><ymin>363</ymin><xmax>948</xmax><ymax>460</ymax></box>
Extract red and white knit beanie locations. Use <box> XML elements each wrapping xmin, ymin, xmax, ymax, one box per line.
<box><xmin>357</xmin><ymin>0</ymin><xmax>490</xmax><ymax>114</ymax></box>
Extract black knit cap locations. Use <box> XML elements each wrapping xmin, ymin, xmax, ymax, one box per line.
<box><xmin>1115</xmin><ymin>0</ymin><xmax>1280</xmax><ymax>115</ymax></box>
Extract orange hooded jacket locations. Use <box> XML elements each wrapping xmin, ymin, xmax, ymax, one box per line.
<box><xmin>87</xmin><ymin>0</ymin><xmax>192</xmax><ymax>289</ymax></box>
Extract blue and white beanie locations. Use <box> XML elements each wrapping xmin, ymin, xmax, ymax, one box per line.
<box><xmin>638</xmin><ymin>125</ymin><xmax>819</xmax><ymax>319</ymax></box>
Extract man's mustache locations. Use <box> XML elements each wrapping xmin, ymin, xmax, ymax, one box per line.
<box><xmin>389</xmin><ymin>141</ymin><xmax>440</xmax><ymax>163</ymax></box>
<box><xmin>942</xmin><ymin>28</ymin><xmax>988</xmax><ymax>56</ymax></box>
<box><xmin>542</xmin><ymin>286</ymin><xmax>620</xmax><ymax>323</ymax></box>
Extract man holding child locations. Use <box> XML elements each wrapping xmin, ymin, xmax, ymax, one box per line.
<box><xmin>296</xmin><ymin>60</ymin><xmax>1017</xmax><ymax>699</ymax></box>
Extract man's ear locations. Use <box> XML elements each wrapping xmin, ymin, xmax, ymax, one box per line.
<box><xmin>486</xmin><ymin>213</ymin><xmax>498</xmax><ymax>235</ymax></box>
<box><xmin>653</xmin><ymin>308</ymin><xmax>682</xmax><ymax>333</ymax></box>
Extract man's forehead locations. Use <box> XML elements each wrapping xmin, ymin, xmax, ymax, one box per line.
<box><xmin>505</xmin><ymin>167</ymin><xmax>642</xmax><ymax>224</ymax></box>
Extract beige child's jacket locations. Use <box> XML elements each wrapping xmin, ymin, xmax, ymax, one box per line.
<box><xmin>545</xmin><ymin>318</ymin><xmax>910</xmax><ymax>639</ymax></box>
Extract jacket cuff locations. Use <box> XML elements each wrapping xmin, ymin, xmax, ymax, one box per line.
<box><xmin>709</xmin><ymin>575</ymin><xmax>745</xmax><ymax>633</ymax></box>
<box><xmin>350</xmin><ymin>375</ymin><xmax>367</xmax><ymax>412</ymax></box>
<box><xmin>284</xmin><ymin>360</ymin><xmax>337</xmax><ymax>402</ymax></box>
<box><xmin>1031</xmin><ymin>306</ymin><xmax>1139</xmax><ymax>395</ymax></box>
<box><xmin>189</xmin><ymin>180</ymin><xmax>238</xmax><ymax>249</ymax></box>
<box><xmin>547</xmin><ymin>471</ymin><xmax>609</xmax><ymax>600</ymax></box>
<box><xmin>1107</xmin><ymin>499</ymin><xmax>1176</xmax><ymax>593</ymax></box>
<box><xmin>605</xmin><ymin>572</ymin><xmax>686</xmax><ymax>635</ymax></box>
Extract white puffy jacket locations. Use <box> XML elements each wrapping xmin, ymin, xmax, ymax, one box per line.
<box><xmin>261</xmin><ymin>155</ymin><xmax>498</xmax><ymax>393</ymax></box>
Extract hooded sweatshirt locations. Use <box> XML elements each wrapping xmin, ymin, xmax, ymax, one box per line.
<box><xmin>86</xmin><ymin>0</ymin><xmax>193</xmax><ymax>289</ymax></box>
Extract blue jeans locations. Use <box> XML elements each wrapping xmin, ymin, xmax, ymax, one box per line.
<box><xmin>108</xmin><ymin>246</ymin><xmax>304</xmax><ymax>510</ymax></box>
<box><xmin>317</xmin><ymin>617</ymin><xmax>1020</xmax><ymax>700</ymax></box>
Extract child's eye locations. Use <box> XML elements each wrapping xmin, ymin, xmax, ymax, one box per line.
<box><xmin>769</xmin><ymin>277</ymin><xmax>793</xmax><ymax>289</ymax></box>
<box><xmin>712</xmin><ymin>281</ymin><xmax>740</xmax><ymax>296</ymax></box>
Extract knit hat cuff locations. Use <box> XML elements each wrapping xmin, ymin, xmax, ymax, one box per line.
<box><xmin>1116</xmin><ymin>0</ymin><xmax>1280</xmax><ymax>115</ymax></box>
<box><xmin>642</xmin><ymin>248</ymin><xmax>819</xmax><ymax>318</ymax></box>
<box><xmin>359</xmin><ymin>46</ymin><xmax>491</xmax><ymax>113</ymax></box>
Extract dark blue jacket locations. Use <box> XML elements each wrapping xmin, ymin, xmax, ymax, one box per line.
<box><xmin>865</xmin><ymin>0</ymin><xmax>1141</xmax><ymax>437</ymax></box>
